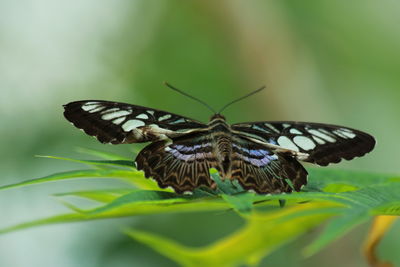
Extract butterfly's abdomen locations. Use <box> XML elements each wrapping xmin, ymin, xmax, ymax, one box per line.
<box><xmin>209</xmin><ymin>122</ymin><xmax>234</xmax><ymax>176</ymax></box>
<box><xmin>213</xmin><ymin>133</ymin><xmax>233</xmax><ymax>176</ymax></box>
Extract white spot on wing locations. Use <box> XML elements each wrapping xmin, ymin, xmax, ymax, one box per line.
<box><xmin>264</xmin><ymin>123</ymin><xmax>280</xmax><ymax>133</ymax></box>
<box><xmin>340</xmin><ymin>128</ymin><xmax>354</xmax><ymax>133</ymax></box>
<box><xmin>289</xmin><ymin>128</ymin><xmax>302</xmax><ymax>135</ymax></box>
<box><xmin>309</xmin><ymin>129</ymin><xmax>336</xmax><ymax>143</ymax></box>
<box><xmin>252</xmin><ymin>124</ymin><xmax>269</xmax><ymax>132</ymax></box>
<box><xmin>312</xmin><ymin>136</ymin><xmax>326</xmax><ymax>145</ymax></box>
<box><xmin>122</xmin><ymin>120</ymin><xmax>145</xmax><ymax>132</ymax></box>
<box><xmin>136</xmin><ymin>113</ymin><xmax>149</xmax><ymax>120</ymax></box>
<box><xmin>100</xmin><ymin>108</ymin><xmax>120</xmax><ymax>114</ymax></box>
<box><xmin>88</xmin><ymin>106</ymin><xmax>106</xmax><ymax>113</ymax></box>
<box><xmin>342</xmin><ymin>131</ymin><xmax>356</xmax><ymax>139</ymax></box>
<box><xmin>296</xmin><ymin>152</ymin><xmax>310</xmax><ymax>161</ymax></box>
<box><xmin>147</xmin><ymin>110</ymin><xmax>155</xmax><ymax>116</ymax></box>
<box><xmin>82</xmin><ymin>102</ymin><xmax>100</xmax><ymax>111</ymax></box>
<box><xmin>337</xmin><ymin>128</ymin><xmax>356</xmax><ymax>139</ymax></box>
<box><xmin>333</xmin><ymin>130</ymin><xmax>347</xmax><ymax>139</ymax></box>
<box><xmin>101</xmin><ymin>110</ymin><xmax>131</xmax><ymax>120</ymax></box>
<box><xmin>112</xmin><ymin>117</ymin><xmax>125</xmax><ymax>125</ymax></box>
<box><xmin>169</xmin><ymin>118</ymin><xmax>186</xmax><ymax>124</ymax></box>
<box><xmin>159</xmin><ymin>114</ymin><xmax>172</xmax><ymax>121</ymax></box>
<box><xmin>83</xmin><ymin>101</ymin><xmax>99</xmax><ymax>105</ymax></box>
<box><xmin>293</xmin><ymin>136</ymin><xmax>316</xmax><ymax>151</ymax></box>
<box><xmin>277</xmin><ymin>136</ymin><xmax>299</xmax><ymax>151</ymax></box>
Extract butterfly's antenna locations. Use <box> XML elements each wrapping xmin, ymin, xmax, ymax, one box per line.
<box><xmin>164</xmin><ymin>82</ymin><xmax>217</xmax><ymax>113</ymax></box>
<box><xmin>217</xmin><ymin>85</ymin><xmax>266</xmax><ymax>114</ymax></box>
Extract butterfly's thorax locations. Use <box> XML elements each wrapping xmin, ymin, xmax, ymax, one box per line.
<box><xmin>208</xmin><ymin>114</ymin><xmax>233</xmax><ymax>176</ymax></box>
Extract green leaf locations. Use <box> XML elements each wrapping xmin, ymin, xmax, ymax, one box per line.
<box><xmin>304</xmin><ymin>210</ymin><xmax>369</xmax><ymax>257</ymax></box>
<box><xmin>221</xmin><ymin>193</ymin><xmax>255</xmax><ymax>215</ymax></box>
<box><xmin>372</xmin><ymin>202</ymin><xmax>400</xmax><ymax>215</ymax></box>
<box><xmin>36</xmin><ymin>155</ymin><xmax>135</xmax><ymax>168</ymax></box>
<box><xmin>88</xmin><ymin>190</ymin><xmax>188</xmax><ymax>214</ymax></box>
<box><xmin>0</xmin><ymin>198</ymin><xmax>231</xmax><ymax>234</ymax></box>
<box><xmin>211</xmin><ymin>172</ymin><xmax>244</xmax><ymax>195</ymax></box>
<box><xmin>306</xmin><ymin>168</ymin><xmax>395</xmax><ymax>190</ymax></box>
<box><xmin>0</xmin><ymin>169</ymin><xmax>151</xmax><ymax>191</ymax></box>
<box><xmin>125</xmin><ymin>201</ymin><xmax>339</xmax><ymax>267</ymax></box>
<box><xmin>54</xmin><ymin>188</ymin><xmax>135</xmax><ymax>203</ymax></box>
<box><xmin>0</xmin><ymin>213</ymin><xmax>86</xmax><ymax>235</ymax></box>
<box><xmin>304</xmin><ymin>183</ymin><xmax>400</xmax><ymax>255</ymax></box>
<box><xmin>75</xmin><ymin>147</ymin><xmax>132</xmax><ymax>160</ymax></box>
<box><xmin>322</xmin><ymin>183</ymin><xmax>359</xmax><ymax>193</ymax></box>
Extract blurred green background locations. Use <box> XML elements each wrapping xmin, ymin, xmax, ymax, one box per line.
<box><xmin>1</xmin><ymin>1</ymin><xmax>399</xmax><ymax>266</ymax></box>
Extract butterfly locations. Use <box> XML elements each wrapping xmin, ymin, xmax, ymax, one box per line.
<box><xmin>63</xmin><ymin>84</ymin><xmax>375</xmax><ymax>194</ymax></box>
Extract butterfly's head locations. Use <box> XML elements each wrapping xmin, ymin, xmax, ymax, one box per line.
<box><xmin>209</xmin><ymin>113</ymin><xmax>226</xmax><ymax>122</ymax></box>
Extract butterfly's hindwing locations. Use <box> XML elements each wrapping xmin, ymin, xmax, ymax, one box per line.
<box><xmin>230</xmin><ymin>135</ymin><xmax>307</xmax><ymax>193</ymax></box>
<box><xmin>63</xmin><ymin>100</ymin><xmax>207</xmax><ymax>144</ymax></box>
<box><xmin>232</xmin><ymin>121</ymin><xmax>375</xmax><ymax>166</ymax></box>
<box><xmin>135</xmin><ymin>133</ymin><xmax>218</xmax><ymax>193</ymax></box>
<box><xmin>136</xmin><ymin>129</ymin><xmax>308</xmax><ymax>194</ymax></box>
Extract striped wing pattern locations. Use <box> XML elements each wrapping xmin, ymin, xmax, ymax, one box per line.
<box><xmin>136</xmin><ymin>133</ymin><xmax>218</xmax><ymax>193</ymax></box>
<box><xmin>232</xmin><ymin>121</ymin><xmax>375</xmax><ymax>166</ymax></box>
<box><xmin>63</xmin><ymin>100</ymin><xmax>207</xmax><ymax>144</ymax></box>
<box><xmin>230</xmin><ymin>135</ymin><xmax>307</xmax><ymax>193</ymax></box>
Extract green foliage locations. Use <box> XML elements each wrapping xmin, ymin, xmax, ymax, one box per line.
<box><xmin>0</xmin><ymin>149</ymin><xmax>398</xmax><ymax>266</ymax></box>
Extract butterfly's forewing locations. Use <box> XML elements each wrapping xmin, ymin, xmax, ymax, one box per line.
<box><xmin>135</xmin><ymin>132</ymin><xmax>219</xmax><ymax>193</ymax></box>
<box><xmin>232</xmin><ymin>121</ymin><xmax>375</xmax><ymax>166</ymax></box>
<box><xmin>63</xmin><ymin>100</ymin><xmax>207</xmax><ymax>144</ymax></box>
<box><xmin>230</xmin><ymin>135</ymin><xmax>307</xmax><ymax>193</ymax></box>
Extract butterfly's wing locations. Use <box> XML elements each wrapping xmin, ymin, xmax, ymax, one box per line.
<box><xmin>135</xmin><ymin>132</ymin><xmax>219</xmax><ymax>193</ymax></box>
<box><xmin>64</xmin><ymin>100</ymin><xmax>217</xmax><ymax>193</ymax></box>
<box><xmin>63</xmin><ymin>100</ymin><xmax>207</xmax><ymax>144</ymax></box>
<box><xmin>229</xmin><ymin>135</ymin><xmax>308</xmax><ymax>193</ymax></box>
<box><xmin>232</xmin><ymin>121</ymin><xmax>375</xmax><ymax>166</ymax></box>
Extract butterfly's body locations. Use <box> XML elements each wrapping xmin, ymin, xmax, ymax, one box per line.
<box><xmin>64</xmin><ymin>96</ymin><xmax>375</xmax><ymax>194</ymax></box>
<box><xmin>205</xmin><ymin>115</ymin><xmax>233</xmax><ymax>176</ymax></box>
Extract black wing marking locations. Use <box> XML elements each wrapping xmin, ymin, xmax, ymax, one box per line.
<box><xmin>232</xmin><ymin>121</ymin><xmax>375</xmax><ymax>166</ymax></box>
<box><xmin>135</xmin><ymin>133</ymin><xmax>218</xmax><ymax>193</ymax></box>
<box><xmin>230</xmin><ymin>135</ymin><xmax>307</xmax><ymax>193</ymax></box>
<box><xmin>63</xmin><ymin>100</ymin><xmax>207</xmax><ymax>144</ymax></box>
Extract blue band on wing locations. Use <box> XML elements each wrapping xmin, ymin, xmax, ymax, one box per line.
<box><xmin>171</xmin><ymin>143</ymin><xmax>211</xmax><ymax>153</ymax></box>
<box><xmin>249</xmin><ymin>149</ymin><xmax>269</xmax><ymax>157</ymax></box>
<box><xmin>166</xmin><ymin>143</ymin><xmax>213</xmax><ymax>161</ymax></box>
<box><xmin>242</xmin><ymin>154</ymin><xmax>277</xmax><ymax>167</ymax></box>
<box><xmin>232</xmin><ymin>143</ymin><xmax>278</xmax><ymax>167</ymax></box>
